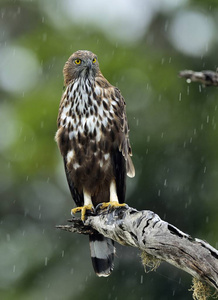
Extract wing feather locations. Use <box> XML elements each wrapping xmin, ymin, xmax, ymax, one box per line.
<box><xmin>114</xmin><ymin>88</ymin><xmax>135</xmax><ymax>178</ymax></box>
<box><xmin>112</xmin><ymin>150</ymin><xmax>126</xmax><ymax>203</ymax></box>
<box><xmin>63</xmin><ymin>158</ymin><xmax>84</xmax><ymax>207</ymax></box>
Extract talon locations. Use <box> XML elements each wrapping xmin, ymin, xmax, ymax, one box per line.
<box><xmin>71</xmin><ymin>204</ymin><xmax>93</xmax><ymax>221</ymax></box>
<box><xmin>100</xmin><ymin>201</ymin><xmax>126</xmax><ymax>210</ymax></box>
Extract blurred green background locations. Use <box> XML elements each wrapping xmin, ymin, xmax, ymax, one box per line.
<box><xmin>0</xmin><ymin>0</ymin><xmax>218</xmax><ymax>299</ymax></box>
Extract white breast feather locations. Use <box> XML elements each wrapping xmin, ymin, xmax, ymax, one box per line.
<box><xmin>87</xmin><ymin>115</ymin><xmax>96</xmax><ymax>133</ymax></box>
<box><xmin>94</xmin><ymin>85</ymin><xmax>101</xmax><ymax>96</ymax></box>
<box><xmin>61</xmin><ymin>79</ymin><xmax>114</xmax><ymax>142</ymax></box>
<box><xmin>67</xmin><ymin>150</ymin><xmax>75</xmax><ymax>163</ymax></box>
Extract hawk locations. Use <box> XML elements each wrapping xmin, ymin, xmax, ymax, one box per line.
<box><xmin>55</xmin><ymin>50</ymin><xmax>135</xmax><ymax>277</ymax></box>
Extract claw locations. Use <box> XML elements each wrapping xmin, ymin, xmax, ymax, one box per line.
<box><xmin>99</xmin><ymin>201</ymin><xmax>126</xmax><ymax>210</ymax></box>
<box><xmin>71</xmin><ymin>204</ymin><xmax>93</xmax><ymax>221</ymax></box>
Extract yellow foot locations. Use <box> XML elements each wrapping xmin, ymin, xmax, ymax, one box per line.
<box><xmin>99</xmin><ymin>201</ymin><xmax>126</xmax><ymax>210</ymax></box>
<box><xmin>71</xmin><ymin>204</ymin><xmax>93</xmax><ymax>221</ymax></box>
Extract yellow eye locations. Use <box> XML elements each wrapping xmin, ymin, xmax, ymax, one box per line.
<box><xmin>93</xmin><ymin>58</ymin><xmax>97</xmax><ymax>63</ymax></box>
<box><xmin>74</xmin><ymin>59</ymin><xmax>81</xmax><ymax>65</ymax></box>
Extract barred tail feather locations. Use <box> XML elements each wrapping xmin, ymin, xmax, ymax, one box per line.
<box><xmin>89</xmin><ymin>233</ymin><xmax>115</xmax><ymax>277</ymax></box>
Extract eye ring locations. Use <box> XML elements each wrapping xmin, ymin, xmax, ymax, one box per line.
<box><xmin>74</xmin><ymin>59</ymin><xmax>81</xmax><ymax>65</ymax></box>
<box><xmin>92</xmin><ymin>58</ymin><xmax>97</xmax><ymax>63</ymax></box>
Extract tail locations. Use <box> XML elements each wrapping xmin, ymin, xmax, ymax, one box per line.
<box><xmin>89</xmin><ymin>233</ymin><xmax>115</xmax><ymax>277</ymax></box>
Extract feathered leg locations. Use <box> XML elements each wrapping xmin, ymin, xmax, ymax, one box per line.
<box><xmin>99</xmin><ymin>180</ymin><xmax>126</xmax><ymax>210</ymax></box>
<box><xmin>71</xmin><ymin>189</ymin><xmax>93</xmax><ymax>221</ymax></box>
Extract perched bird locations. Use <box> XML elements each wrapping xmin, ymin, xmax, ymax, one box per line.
<box><xmin>55</xmin><ymin>50</ymin><xmax>135</xmax><ymax>277</ymax></box>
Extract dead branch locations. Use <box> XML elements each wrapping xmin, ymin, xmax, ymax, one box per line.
<box><xmin>179</xmin><ymin>70</ymin><xmax>218</xmax><ymax>87</ymax></box>
<box><xmin>57</xmin><ymin>205</ymin><xmax>218</xmax><ymax>291</ymax></box>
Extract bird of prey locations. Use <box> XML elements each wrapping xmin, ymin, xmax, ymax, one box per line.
<box><xmin>55</xmin><ymin>50</ymin><xmax>135</xmax><ymax>277</ymax></box>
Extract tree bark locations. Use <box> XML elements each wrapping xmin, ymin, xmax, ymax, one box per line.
<box><xmin>179</xmin><ymin>70</ymin><xmax>218</xmax><ymax>86</ymax></box>
<box><xmin>56</xmin><ymin>205</ymin><xmax>218</xmax><ymax>290</ymax></box>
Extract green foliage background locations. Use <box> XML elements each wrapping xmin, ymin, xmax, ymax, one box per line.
<box><xmin>0</xmin><ymin>0</ymin><xmax>218</xmax><ymax>299</ymax></box>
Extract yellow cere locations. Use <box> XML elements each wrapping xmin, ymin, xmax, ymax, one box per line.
<box><xmin>75</xmin><ymin>59</ymin><xmax>81</xmax><ymax>65</ymax></box>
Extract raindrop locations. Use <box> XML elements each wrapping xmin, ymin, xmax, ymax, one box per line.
<box><xmin>164</xmin><ymin>20</ymin><xmax>169</xmax><ymax>32</ymax></box>
<box><xmin>45</xmin><ymin>257</ymin><xmax>48</xmax><ymax>266</ymax></box>
<box><xmin>140</xmin><ymin>275</ymin><xmax>143</xmax><ymax>284</ymax></box>
<box><xmin>199</xmin><ymin>85</ymin><xmax>202</xmax><ymax>93</ymax></box>
<box><xmin>6</xmin><ymin>233</ymin><xmax>10</xmax><ymax>242</ymax></box>
<box><xmin>179</xmin><ymin>92</ymin><xmax>182</xmax><ymax>101</ymax></box>
<box><xmin>62</xmin><ymin>250</ymin><xmax>65</xmax><ymax>257</ymax></box>
<box><xmin>164</xmin><ymin>179</ymin><xmax>167</xmax><ymax>186</ymax></box>
<box><xmin>13</xmin><ymin>265</ymin><xmax>16</xmax><ymax>273</ymax></box>
<box><xmin>24</xmin><ymin>208</ymin><xmax>29</xmax><ymax>217</ymax></box>
<box><xmin>206</xmin><ymin>115</ymin><xmax>209</xmax><ymax>123</ymax></box>
<box><xmin>186</xmin><ymin>78</ymin><xmax>191</xmax><ymax>84</ymax></box>
<box><xmin>158</xmin><ymin>189</ymin><xmax>161</xmax><ymax>197</ymax></box>
<box><xmin>187</xmin><ymin>85</ymin><xmax>190</xmax><ymax>95</ymax></box>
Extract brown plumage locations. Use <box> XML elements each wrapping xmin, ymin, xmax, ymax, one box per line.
<box><xmin>55</xmin><ymin>50</ymin><xmax>135</xmax><ymax>277</ymax></box>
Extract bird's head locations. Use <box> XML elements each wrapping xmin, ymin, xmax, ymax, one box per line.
<box><xmin>63</xmin><ymin>50</ymin><xmax>100</xmax><ymax>86</ymax></box>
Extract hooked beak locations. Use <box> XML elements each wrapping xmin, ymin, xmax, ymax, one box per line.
<box><xmin>86</xmin><ymin>59</ymin><xmax>92</xmax><ymax>71</ymax></box>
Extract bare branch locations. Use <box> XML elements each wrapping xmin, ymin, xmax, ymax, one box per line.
<box><xmin>57</xmin><ymin>205</ymin><xmax>218</xmax><ymax>290</ymax></box>
<box><xmin>179</xmin><ymin>70</ymin><xmax>218</xmax><ymax>87</ymax></box>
